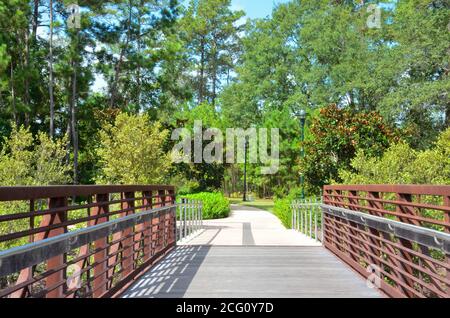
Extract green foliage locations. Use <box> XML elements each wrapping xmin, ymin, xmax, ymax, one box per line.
<box><xmin>183</xmin><ymin>192</ymin><xmax>230</xmax><ymax>219</ymax></box>
<box><xmin>302</xmin><ymin>104</ymin><xmax>399</xmax><ymax>193</ymax></box>
<box><xmin>170</xmin><ymin>102</ymin><xmax>225</xmax><ymax>191</ymax></box>
<box><xmin>95</xmin><ymin>112</ymin><xmax>171</xmax><ymax>185</ymax></box>
<box><xmin>339</xmin><ymin>128</ymin><xmax>450</xmax><ymax>185</ymax></box>
<box><xmin>181</xmin><ymin>0</ymin><xmax>245</xmax><ymax>104</ymax></box>
<box><xmin>0</xmin><ymin>123</ymin><xmax>71</xmax><ymax>186</ymax></box>
<box><xmin>274</xmin><ymin>198</ymin><xmax>292</xmax><ymax>229</ymax></box>
<box><xmin>273</xmin><ymin>188</ymin><xmax>305</xmax><ymax>229</ymax></box>
<box><xmin>0</xmin><ymin>124</ymin><xmax>71</xmax><ymax>250</ymax></box>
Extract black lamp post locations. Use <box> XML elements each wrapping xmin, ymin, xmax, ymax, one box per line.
<box><xmin>299</xmin><ymin>109</ymin><xmax>306</xmax><ymax>200</ymax></box>
<box><xmin>243</xmin><ymin>136</ymin><xmax>249</xmax><ymax>202</ymax></box>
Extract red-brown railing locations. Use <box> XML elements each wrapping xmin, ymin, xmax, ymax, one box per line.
<box><xmin>0</xmin><ymin>185</ymin><xmax>176</xmax><ymax>298</ymax></box>
<box><xmin>323</xmin><ymin>185</ymin><xmax>450</xmax><ymax>298</ymax></box>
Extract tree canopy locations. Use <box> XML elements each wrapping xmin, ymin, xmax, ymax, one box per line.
<box><xmin>0</xmin><ymin>0</ymin><xmax>448</xmax><ymax>197</ymax></box>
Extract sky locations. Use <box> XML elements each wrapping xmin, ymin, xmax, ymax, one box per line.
<box><xmin>230</xmin><ymin>0</ymin><xmax>290</xmax><ymax>19</ymax></box>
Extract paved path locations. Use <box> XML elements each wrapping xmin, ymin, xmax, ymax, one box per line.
<box><xmin>122</xmin><ymin>205</ymin><xmax>381</xmax><ymax>298</ymax></box>
<box><xmin>179</xmin><ymin>205</ymin><xmax>321</xmax><ymax>246</ymax></box>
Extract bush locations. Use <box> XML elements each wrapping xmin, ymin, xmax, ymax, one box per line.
<box><xmin>273</xmin><ymin>188</ymin><xmax>303</xmax><ymax>229</ymax></box>
<box><xmin>274</xmin><ymin>198</ymin><xmax>292</xmax><ymax>229</ymax></box>
<box><xmin>95</xmin><ymin>112</ymin><xmax>170</xmax><ymax>185</ymax></box>
<box><xmin>339</xmin><ymin>128</ymin><xmax>450</xmax><ymax>185</ymax></box>
<box><xmin>0</xmin><ymin>124</ymin><xmax>71</xmax><ymax>251</ymax></box>
<box><xmin>183</xmin><ymin>192</ymin><xmax>230</xmax><ymax>220</ymax></box>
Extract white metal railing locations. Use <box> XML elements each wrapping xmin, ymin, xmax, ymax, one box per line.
<box><xmin>177</xmin><ymin>198</ymin><xmax>203</xmax><ymax>242</ymax></box>
<box><xmin>291</xmin><ymin>198</ymin><xmax>323</xmax><ymax>243</ymax></box>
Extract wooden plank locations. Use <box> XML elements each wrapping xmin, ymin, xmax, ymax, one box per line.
<box><xmin>121</xmin><ymin>246</ymin><xmax>382</xmax><ymax>298</ymax></box>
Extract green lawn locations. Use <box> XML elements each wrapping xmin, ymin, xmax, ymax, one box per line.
<box><xmin>229</xmin><ymin>198</ymin><xmax>275</xmax><ymax>213</ymax></box>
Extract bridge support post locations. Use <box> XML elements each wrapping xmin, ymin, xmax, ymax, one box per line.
<box><xmin>45</xmin><ymin>197</ymin><xmax>68</xmax><ymax>298</ymax></box>
<box><xmin>142</xmin><ymin>191</ymin><xmax>153</xmax><ymax>261</ymax></box>
<box><xmin>121</xmin><ymin>192</ymin><xmax>135</xmax><ymax>278</ymax></box>
<box><xmin>92</xmin><ymin>194</ymin><xmax>109</xmax><ymax>298</ymax></box>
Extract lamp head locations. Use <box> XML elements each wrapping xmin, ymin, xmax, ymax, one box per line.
<box><xmin>299</xmin><ymin>109</ymin><xmax>306</xmax><ymax>120</ymax></box>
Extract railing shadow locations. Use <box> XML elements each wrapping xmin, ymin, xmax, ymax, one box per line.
<box><xmin>121</xmin><ymin>245</ymin><xmax>210</xmax><ymax>298</ymax></box>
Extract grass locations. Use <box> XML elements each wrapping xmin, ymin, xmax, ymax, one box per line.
<box><xmin>228</xmin><ymin>198</ymin><xmax>275</xmax><ymax>213</ymax></box>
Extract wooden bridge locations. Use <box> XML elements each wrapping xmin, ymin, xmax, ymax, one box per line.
<box><xmin>0</xmin><ymin>185</ymin><xmax>448</xmax><ymax>298</ymax></box>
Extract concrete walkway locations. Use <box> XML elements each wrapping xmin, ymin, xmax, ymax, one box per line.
<box><xmin>178</xmin><ymin>205</ymin><xmax>321</xmax><ymax>246</ymax></box>
<box><xmin>121</xmin><ymin>205</ymin><xmax>382</xmax><ymax>298</ymax></box>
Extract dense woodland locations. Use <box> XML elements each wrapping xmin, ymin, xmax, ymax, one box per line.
<box><xmin>0</xmin><ymin>0</ymin><xmax>449</xmax><ymax>198</ymax></box>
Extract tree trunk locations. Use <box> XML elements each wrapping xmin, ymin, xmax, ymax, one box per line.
<box><xmin>199</xmin><ymin>36</ymin><xmax>206</xmax><ymax>104</ymax></box>
<box><xmin>71</xmin><ymin>58</ymin><xmax>78</xmax><ymax>184</ymax></box>
<box><xmin>32</xmin><ymin>0</ymin><xmax>39</xmax><ymax>38</ymax></box>
<box><xmin>136</xmin><ymin>0</ymin><xmax>143</xmax><ymax>110</ymax></box>
<box><xmin>110</xmin><ymin>0</ymin><xmax>133</xmax><ymax>109</ymax></box>
<box><xmin>211</xmin><ymin>49</ymin><xmax>218</xmax><ymax>106</ymax></box>
<box><xmin>49</xmin><ymin>0</ymin><xmax>55</xmax><ymax>138</ymax></box>
<box><xmin>24</xmin><ymin>27</ymin><xmax>31</xmax><ymax>128</ymax></box>
<box><xmin>10</xmin><ymin>62</ymin><xmax>17</xmax><ymax>125</ymax></box>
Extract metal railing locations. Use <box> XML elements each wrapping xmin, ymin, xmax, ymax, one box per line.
<box><xmin>323</xmin><ymin>185</ymin><xmax>450</xmax><ymax>298</ymax></box>
<box><xmin>0</xmin><ymin>185</ymin><xmax>177</xmax><ymax>298</ymax></box>
<box><xmin>291</xmin><ymin>198</ymin><xmax>322</xmax><ymax>242</ymax></box>
<box><xmin>177</xmin><ymin>199</ymin><xmax>203</xmax><ymax>242</ymax></box>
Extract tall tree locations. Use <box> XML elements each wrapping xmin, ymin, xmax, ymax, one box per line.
<box><xmin>48</xmin><ymin>0</ymin><xmax>55</xmax><ymax>138</ymax></box>
<box><xmin>181</xmin><ymin>0</ymin><xmax>244</xmax><ymax>105</ymax></box>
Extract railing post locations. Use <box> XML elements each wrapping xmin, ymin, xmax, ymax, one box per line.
<box><xmin>309</xmin><ymin>199</ymin><xmax>313</xmax><ymax>238</ymax></box>
<box><xmin>291</xmin><ymin>202</ymin><xmax>295</xmax><ymax>230</ymax></box>
<box><xmin>142</xmin><ymin>191</ymin><xmax>153</xmax><ymax>261</ymax></box>
<box><xmin>168</xmin><ymin>189</ymin><xmax>176</xmax><ymax>245</ymax></box>
<box><xmin>189</xmin><ymin>199</ymin><xmax>193</xmax><ymax>236</ymax></box>
<box><xmin>321</xmin><ymin>197</ymin><xmax>324</xmax><ymax>243</ymax></box>
<box><xmin>444</xmin><ymin>195</ymin><xmax>449</xmax><ymax>298</ymax></box>
<box><xmin>194</xmin><ymin>200</ymin><xmax>197</xmax><ymax>233</ymax></box>
<box><xmin>121</xmin><ymin>192</ymin><xmax>135</xmax><ymax>278</ymax></box>
<box><xmin>198</xmin><ymin>200</ymin><xmax>200</xmax><ymax>232</ymax></box>
<box><xmin>157</xmin><ymin>190</ymin><xmax>166</xmax><ymax>252</ymax></box>
<box><xmin>182</xmin><ymin>198</ymin><xmax>187</xmax><ymax>240</ymax></box>
<box><xmin>315</xmin><ymin>199</ymin><xmax>318</xmax><ymax>242</ymax></box>
<box><xmin>46</xmin><ymin>197</ymin><xmax>68</xmax><ymax>298</ymax></box>
<box><xmin>200</xmin><ymin>201</ymin><xmax>203</xmax><ymax>229</ymax></box>
<box><xmin>91</xmin><ymin>193</ymin><xmax>109</xmax><ymax>298</ymax></box>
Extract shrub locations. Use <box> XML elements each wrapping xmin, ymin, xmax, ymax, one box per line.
<box><xmin>183</xmin><ymin>192</ymin><xmax>230</xmax><ymax>220</ymax></box>
<box><xmin>339</xmin><ymin>128</ymin><xmax>450</xmax><ymax>185</ymax></box>
<box><xmin>95</xmin><ymin>112</ymin><xmax>170</xmax><ymax>185</ymax></box>
<box><xmin>0</xmin><ymin>124</ymin><xmax>71</xmax><ymax>250</ymax></box>
<box><xmin>274</xmin><ymin>198</ymin><xmax>292</xmax><ymax>229</ymax></box>
<box><xmin>273</xmin><ymin>188</ymin><xmax>303</xmax><ymax>229</ymax></box>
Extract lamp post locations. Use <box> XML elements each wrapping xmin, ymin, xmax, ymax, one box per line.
<box><xmin>299</xmin><ymin>109</ymin><xmax>306</xmax><ymax>200</ymax></box>
<box><xmin>243</xmin><ymin>136</ymin><xmax>249</xmax><ymax>202</ymax></box>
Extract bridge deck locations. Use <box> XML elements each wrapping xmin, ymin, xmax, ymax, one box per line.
<box><xmin>122</xmin><ymin>246</ymin><xmax>381</xmax><ymax>298</ymax></box>
<box><xmin>121</xmin><ymin>206</ymin><xmax>382</xmax><ymax>298</ymax></box>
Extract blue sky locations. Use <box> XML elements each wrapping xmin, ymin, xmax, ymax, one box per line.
<box><xmin>230</xmin><ymin>0</ymin><xmax>290</xmax><ymax>19</ymax></box>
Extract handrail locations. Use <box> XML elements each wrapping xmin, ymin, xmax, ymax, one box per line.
<box><xmin>322</xmin><ymin>205</ymin><xmax>450</xmax><ymax>254</ymax></box>
<box><xmin>0</xmin><ymin>185</ymin><xmax>175</xmax><ymax>201</ymax></box>
<box><xmin>323</xmin><ymin>184</ymin><xmax>450</xmax><ymax>230</ymax></box>
<box><xmin>322</xmin><ymin>184</ymin><xmax>450</xmax><ymax>298</ymax></box>
<box><xmin>291</xmin><ymin>198</ymin><xmax>322</xmax><ymax>242</ymax></box>
<box><xmin>177</xmin><ymin>198</ymin><xmax>204</xmax><ymax>242</ymax></box>
<box><xmin>0</xmin><ymin>206</ymin><xmax>175</xmax><ymax>277</ymax></box>
<box><xmin>0</xmin><ymin>185</ymin><xmax>177</xmax><ymax>298</ymax></box>
<box><xmin>324</xmin><ymin>184</ymin><xmax>450</xmax><ymax>196</ymax></box>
